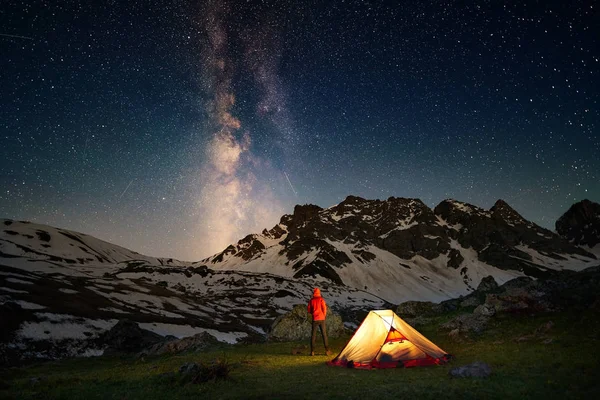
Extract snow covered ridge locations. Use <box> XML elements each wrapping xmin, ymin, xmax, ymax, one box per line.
<box><xmin>205</xmin><ymin>196</ymin><xmax>599</xmax><ymax>302</ymax></box>
<box><xmin>0</xmin><ymin>218</ymin><xmax>185</xmax><ymax>267</ymax></box>
<box><xmin>0</xmin><ymin>218</ymin><xmax>385</xmax><ymax>364</ymax></box>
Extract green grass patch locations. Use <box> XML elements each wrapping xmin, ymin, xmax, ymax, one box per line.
<box><xmin>2</xmin><ymin>309</ymin><xmax>599</xmax><ymax>400</ymax></box>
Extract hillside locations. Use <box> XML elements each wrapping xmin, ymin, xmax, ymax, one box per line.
<box><xmin>0</xmin><ymin>219</ymin><xmax>384</xmax><ymax>365</ymax></box>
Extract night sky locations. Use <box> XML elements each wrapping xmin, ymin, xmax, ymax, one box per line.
<box><xmin>1</xmin><ymin>0</ymin><xmax>598</xmax><ymax>261</ymax></box>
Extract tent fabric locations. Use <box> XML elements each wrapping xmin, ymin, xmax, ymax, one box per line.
<box><xmin>327</xmin><ymin>310</ymin><xmax>450</xmax><ymax>369</ymax></box>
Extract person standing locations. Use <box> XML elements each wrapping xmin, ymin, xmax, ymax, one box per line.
<box><xmin>307</xmin><ymin>287</ymin><xmax>331</xmax><ymax>356</ymax></box>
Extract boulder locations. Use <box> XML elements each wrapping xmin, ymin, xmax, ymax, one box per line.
<box><xmin>449</xmin><ymin>361</ymin><xmax>492</xmax><ymax>378</ymax></box>
<box><xmin>447</xmin><ymin>248</ymin><xmax>464</xmax><ymax>269</ymax></box>
<box><xmin>179</xmin><ymin>362</ymin><xmax>200</xmax><ymax>375</ymax></box>
<box><xmin>448</xmin><ymin>328</ymin><xmax>461</xmax><ymax>341</ymax></box>
<box><xmin>268</xmin><ymin>304</ymin><xmax>344</xmax><ymax>342</ymax></box>
<box><xmin>476</xmin><ymin>276</ymin><xmax>499</xmax><ymax>293</ymax></box>
<box><xmin>459</xmin><ymin>296</ymin><xmax>482</xmax><ymax>308</ymax></box>
<box><xmin>177</xmin><ymin>360</ymin><xmax>231</xmax><ymax>383</ymax></box>
<box><xmin>474</xmin><ymin>303</ymin><xmax>496</xmax><ymax>317</ymax></box>
<box><xmin>439</xmin><ymin>298</ymin><xmax>461</xmax><ymax>312</ymax></box>
<box><xmin>101</xmin><ymin>320</ymin><xmax>164</xmax><ymax>354</ymax></box>
<box><xmin>440</xmin><ymin>314</ymin><xmax>490</xmax><ymax>335</ymax></box>
<box><xmin>139</xmin><ymin>332</ymin><xmax>220</xmax><ymax>357</ymax></box>
<box><xmin>395</xmin><ymin>301</ymin><xmax>442</xmax><ymax>318</ymax></box>
<box><xmin>484</xmin><ymin>293</ymin><xmax>530</xmax><ymax>313</ymax></box>
<box><xmin>402</xmin><ymin>316</ymin><xmax>435</xmax><ymax>328</ymax></box>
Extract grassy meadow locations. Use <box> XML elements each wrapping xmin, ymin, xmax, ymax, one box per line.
<box><xmin>1</xmin><ymin>309</ymin><xmax>599</xmax><ymax>400</ymax></box>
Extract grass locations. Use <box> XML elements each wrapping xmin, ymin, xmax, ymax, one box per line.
<box><xmin>1</xmin><ymin>309</ymin><xmax>599</xmax><ymax>400</ymax></box>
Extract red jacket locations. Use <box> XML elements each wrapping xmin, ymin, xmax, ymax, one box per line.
<box><xmin>307</xmin><ymin>295</ymin><xmax>327</xmax><ymax>321</ymax></box>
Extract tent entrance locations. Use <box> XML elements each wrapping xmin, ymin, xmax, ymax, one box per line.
<box><xmin>384</xmin><ymin>327</ymin><xmax>407</xmax><ymax>343</ymax></box>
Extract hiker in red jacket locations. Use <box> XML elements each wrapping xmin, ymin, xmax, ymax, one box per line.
<box><xmin>307</xmin><ymin>287</ymin><xmax>331</xmax><ymax>356</ymax></box>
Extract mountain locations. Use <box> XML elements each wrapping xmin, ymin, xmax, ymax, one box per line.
<box><xmin>0</xmin><ymin>219</ymin><xmax>385</xmax><ymax>364</ymax></box>
<box><xmin>205</xmin><ymin>196</ymin><xmax>597</xmax><ymax>303</ymax></box>
<box><xmin>1</xmin><ymin>196</ymin><xmax>598</xmax><ymax>364</ymax></box>
<box><xmin>556</xmin><ymin>199</ymin><xmax>600</xmax><ymax>250</ymax></box>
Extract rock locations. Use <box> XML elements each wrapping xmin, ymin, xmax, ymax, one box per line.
<box><xmin>449</xmin><ymin>361</ymin><xmax>492</xmax><ymax>378</ymax></box>
<box><xmin>459</xmin><ymin>296</ymin><xmax>482</xmax><ymax>308</ymax></box>
<box><xmin>495</xmin><ymin>279</ymin><xmax>558</xmax><ymax>312</ymax></box>
<box><xmin>440</xmin><ymin>314</ymin><xmax>490</xmax><ymax>335</ymax></box>
<box><xmin>514</xmin><ymin>335</ymin><xmax>535</xmax><ymax>343</ymax></box>
<box><xmin>291</xmin><ymin>345</ymin><xmax>308</xmax><ymax>355</ymax></box>
<box><xmin>448</xmin><ymin>329</ymin><xmax>461</xmax><ymax>341</ymax></box>
<box><xmin>179</xmin><ymin>362</ymin><xmax>200</xmax><ymax>375</ymax></box>
<box><xmin>501</xmin><ymin>276</ymin><xmax>534</xmax><ymax>290</ymax></box>
<box><xmin>477</xmin><ymin>276</ymin><xmax>499</xmax><ymax>293</ymax></box>
<box><xmin>140</xmin><ymin>332</ymin><xmax>220</xmax><ymax>357</ymax></box>
<box><xmin>439</xmin><ymin>298</ymin><xmax>461</xmax><ymax>312</ymax></box>
<box><xmin>395</xmin><ymin>301</ymin><xmax>441</xmax><ymax>318</ymax></box>
<box><xmin>268</xmin><ymin>304</ymin><xmax>344</xmax><ymax>342</ymax></box>
<box><xmin>402</xmin><ymin>316</ymin><xmax>434</xmax><ymax>328</ymax></box>
<box><xmin>101</xmin><ymin>320</ymin><xmax>164</xmax><ymax>354</ymax></box>
<box><xmin>474</xmin><ymin>303</ymin><xmax>496</xmax><ymax>317</ymax></box>
<box><xmin>28</xmin><ymin>377</ymin><xmax>43</xmax><ymax>386</ymax></box>
<box><xmin>535</xmin><ymin>321</ymin><xmax>554</xmax><ymax>335</ymax></box>
<box><xmin>484</xmin><ymin>293</ymin><xmax>530</xmax><ymax>313</ymax></box>
<box><xmin>447</xmin><ymin>248</ymin><xmax>464</xmax><ymax>269</ymax></box>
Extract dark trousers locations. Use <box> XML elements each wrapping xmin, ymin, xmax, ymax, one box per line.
<box><xmin>311</xmin><ymin>320</ymin><xmax>329</xmax><ymax>352</ymax></box>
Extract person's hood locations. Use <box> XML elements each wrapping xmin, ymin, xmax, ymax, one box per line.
<box><xmin>313</xmin><ymin>288</ymin><xmax>321</xmax><ymax>297</ymax></box>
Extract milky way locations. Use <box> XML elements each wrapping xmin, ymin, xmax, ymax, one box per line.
<box><xmin>192</xmin><ymin>0</ymin><xmax>287</xmax><ymax>256</ymax></box>
<box><xmin>1</xmin><ymin>0</ymin><xmax>598</xmax><ymax>260</ymax></box>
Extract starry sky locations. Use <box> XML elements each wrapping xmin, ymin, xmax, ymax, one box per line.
<box><xmin>1</xmin><ymin>0</ymin><xmax>598</xmax><ymax>261</ymax></box>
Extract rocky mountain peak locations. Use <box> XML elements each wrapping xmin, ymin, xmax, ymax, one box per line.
<box><xmin>556</xmin><ymin>199</ymin><xmax>600</xmax><ymax>247</ymax></box>
<box><xmin>280</xmin><ymin>204</ymin><xmax>323</xmax><ymax>228</ymax></box>
<box><xmin>205</xmin><ymin>195</ymin><xmax>596</xmax><ymax>294</ymax></box>
<box><xmin>329</xmin><ymin>195</ymin><xmax>369</xmax><ymax>217</ymax></box>
<box><xmin>340</xmin><ymin>195</ymin><xmax>367</xmax><ymax>206</ymax></box>
<box><xmin>434</xmin><ymin>199</ymin><xmax>489</xmax><ymax>225</ymax></box>
<box><xmin>490</xmin><ymin>199</ymin><xmax>527</xmax><ymax>225</ymax></box>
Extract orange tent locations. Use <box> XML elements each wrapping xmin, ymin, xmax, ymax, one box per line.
<box><xmin>328</xmin><ymin>310</ymin><xmax>450</xmax><ymax>369</ymax></box>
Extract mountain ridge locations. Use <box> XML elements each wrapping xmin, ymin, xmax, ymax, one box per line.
<box><xmin>205</xmin><ymin>196</ymin><xmax>598</xmax><ymax>302</ymax></box>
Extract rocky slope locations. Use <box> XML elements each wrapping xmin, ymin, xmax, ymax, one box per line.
<box><xmin>556</xmin><ymin>199</ymin><xmax>600</xmax><ymax>250</ymax></box>
<box><xmin>205</xmin><ymin>196</ymin><xmax>597</xmax><ymax>303</ymax></box>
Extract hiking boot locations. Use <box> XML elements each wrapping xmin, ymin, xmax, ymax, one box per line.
<box><xmin>310</xmin><ymin>351</ymin><xmax>315</xmax><ymax>356</ymax></box>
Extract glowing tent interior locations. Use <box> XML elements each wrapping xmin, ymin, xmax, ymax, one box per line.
<box><xmin>327</xmin><ymin>309</ymin><xmax>451</xmax><ymax>369</ymax></box>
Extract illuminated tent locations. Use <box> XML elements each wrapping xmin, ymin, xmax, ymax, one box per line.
<box><xmin>327</xmin><ymin>309</ymin><xmax>450</xmax><ymax>369</ymax></box>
